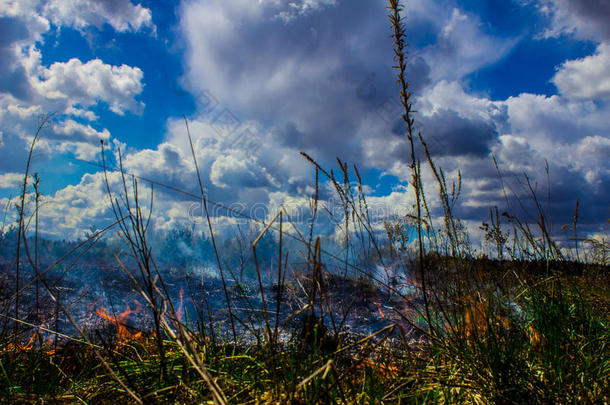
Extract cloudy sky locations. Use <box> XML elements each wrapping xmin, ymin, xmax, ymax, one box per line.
<box><xmin>0</xmin><ymin>0</ymin><xmax>608</xmax><ymax>242</ymax></box>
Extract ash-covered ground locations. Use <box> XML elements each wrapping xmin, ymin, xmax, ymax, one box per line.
<box><xmin>0</xmin><ymin>257</ymin><xmax>425</xmax><ymax>348</ymax></box>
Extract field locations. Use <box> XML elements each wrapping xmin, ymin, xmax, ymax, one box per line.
<box><xmin>0</xmin><ymin>1</ymin><xmax>609</xmax><ymax>404</ymax></box>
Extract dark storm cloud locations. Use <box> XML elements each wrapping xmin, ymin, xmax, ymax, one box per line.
<box><xmin>419</xmin><ymin>110</ymin><xmax>499</xmax><ymax>157</ymax></box>
<box><xmin>180</xmin><ymin>0</ymin><xmax>443</xmax><ymax>167</ymax></box>
<box><xmin>442</xmin><ymin>141</ymin><xmax>609</xmax><ymax>231</ymax></box>
<box><xmin>0</xmin><ymin>17</ymin><xmax>32</xmax><ymax>99</ymax></box>
<box><xmin>566</xmin><ymin>0</ymin><xmax>610</xmax><ymax>39</ymax></box>
<box><xmin>390</xmin><ymin>109</ymin><xmax>499</xmax><ymax>158</ymax></box>
<box><xmin>145</xmin><ymin>0</ymin><xmax>608</xmax><ymax>239</ymax></box>
<box><xmin>539</xmin><ymin>0</ymin><xmax>610</xmax><ymax>40</ymax></box>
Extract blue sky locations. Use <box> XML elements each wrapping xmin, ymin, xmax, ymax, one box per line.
<box><xmin>0</xmin><ymin>0</ymin><xmax>608</xmax><ymax>243</ymax></box>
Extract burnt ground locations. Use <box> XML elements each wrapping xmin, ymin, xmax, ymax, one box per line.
<box><xmin>0</xmin><ymin>260</ymin><xmax>425</xmax><ymax>349</ymax></box>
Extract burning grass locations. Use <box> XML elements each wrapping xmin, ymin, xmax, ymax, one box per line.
<box><xmin>1</xmin><ymin>0</ymin><xmax>609</xmax><ymax>403</ymax></box>
<box><xmin>95</xmin><ymin>301</ymin><xmax>150</xmax><ymax>346</ymax></box>
<box><xmin>0</xmin><ymin>261</ymin><xmax>607</xmax><ymax>403</ymax></box>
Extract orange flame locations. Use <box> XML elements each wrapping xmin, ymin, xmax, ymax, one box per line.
<box><xmin>22</xmin><ymin>331</ymin><xmax>38</xmax><ymax>351</ymax></box>
<box><xmin>45</xmin><ymin>336</ymin><xmax>56</xmax><ymax>356</ymax></box>
<box><xmin>356</xmin><ymin>358</ymin><xmax>398</xmax><ymax>378</ymax></box>
<box><xmin>1</xmin><ymin>330</ymin><xmax>55</xmax><ymax>355</ymax></box>
<box><xmin>454</xmin><ymin>295</ymin><xmax>544</xmax><ymax>348</ymax></box>
<box><xmin>96</xmin><ymin>300</ymin><xmax>143</xmax><ymax>342</ymax></box>
<box><xmin>2</xmin><ymin>331</ymin><xmax>38</xmax><ymax>353</ymax></box>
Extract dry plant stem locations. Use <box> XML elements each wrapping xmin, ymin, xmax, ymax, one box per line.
<box><xmin>307</xmin><ymin>168</ymin><xmax>319</xmax><ymax>266</ymax></box>
<box><xmin>183</xmin><ymin>116</ymin><xmax>237</xmax><ymax>342</ymax></box>
<box><xmin>273</xmin><ymin>212</ymin><xmax>284</xmax><ymax>345</ymax></box>
<box><xmin>330</xmin><ymin>324</ymin><xmax>396</xmax><ymax>376</ymax></box>
<box><xmin>14</xmin><ymin>114</ymin><xmax>53</xmax><ymax>329</ymax></box>
<box><xmin>311</xmin><ymin>326</ymin><xmax>397</xmax><ymax>403</ymax></box>
<box><xmin>524</xmin><ymin>173</ymin><xmax>563</xmax><ymax>261</ymax></box>
<box><xmin>328</xmin><ymin>322</ymin><xmax>397</xmax><ymax>359</ymax></box>
<box><xmin>223</xmin><ymin>263</ymin><xmax>261</xmax><ymax>342</ymax></box>
<box><xmin>297</xmin><ymin>359</ymin><xmax>334</xmax><ymax>389</ymax></box>
<box><xmin>9</xmin><ymin>218</ymin><xmax>125</xmax><ymax>305</ymax></box>
<box><xmin>201</xmin><ymin>263</ymin><xmax>216</xmax><ymax>344</ymax></box>
<box><xmin>329</xmin><ymin>363</ymin><xmax>349</xmax><ymax>405</ymax></box>
<box><xmin>336</xmin><ymin>160</ymin><xmax>384</xmax><ymax>262</ymax></box>
<box><xmin>338</xmin><ymin>161</ymin><xmax>350</xmax><ymax>276</ymax></box>
<box><xmin>272</xmin><ymin>216</ymin><xmax>285</xmax><ymax>397</ymax></box>
<box><xmin>114</xmin><ymin>251</ymin><xmax>228</xmax><ymax>405</ymax></box>
<box><xmin>0</xmin><ymin>313</ymin><xmax>104</xmax><ymax>349</ymax></box>
<box><xmin>121</xmin><ymin>152</ymin><xmax>169</xmax><ymax>382</ymax></box>
<box><xmin>80</xmin><ymin>149</ymin><xmax>414</xmax><ymax>299</ymax></box>
<box><xmin>418</xmin><ymin>138</ymin><xmax>462</xmax><ymax>257</ymax></box>
<box><xmin>573</xmin><ymin>199</ymin><xmax>580</xmax><ymax>262</ymax></box>
<box><xmin>301</xmin><ymin>153</ymin><xmax>384</xmax><ymax>267</ymax></box>
<box><xmin>310</xmin><ymin>237</ymin><xmax>321</xmax><ymax>325</ymax></box>
<box><xmin>389</xmin><ymin>0</ymin><xmax>432</xmax><ymax>334</ymax></box>
<box><xmin>252</xmin><ymin>209</ymin><xmax>283</xmax><ymax>341</ymax></box>
<box><xmin>419</xmin><ymin>174</ymin><xmax>439</xmax><ymax>251</ymax></box>
<box><xmin>282</xmin><ymin>205</ymin><xmax>309</xmax><ymax>246</ymax></box>
<box><xmin>494</xmin><ymin>155</ymin><xmax>569</xmax><ymax>260</ymax></box>
<box><xmin>19</xmin><ymin>226</ymin><xmax>143</xmax><ymax>403</ymax></box>
<box><xmin>0</xmin><ymin>197</ymin><xmax>11</xmax><ymax>243</ymax></box>
<box><xmin>79</xmin><ymin>155</ymin><xmax>375</xmax><ymax>276</ymax></box>
<box><xmin>33</xmin><ymin>173</ymin><xmax>41</xmax><ymax>328</ymax></box>
<box><xmin>101</xmin><ymin>141</ymin><xmax>168</xmax><ymax>383</ymax></box>
<box><xmin>52</xmin><ymin>291</ymin><xmax>144</xmax><ymax>404</ymax></box>
<box><xmin>354</xmin><ymin>165</ymin><xmax>379</xmax><ymax>257</ymax></box>
<box><xmin>160</xmin><ymin>317</ymin><xmax>228</xmax><ymax>405</ymax></box>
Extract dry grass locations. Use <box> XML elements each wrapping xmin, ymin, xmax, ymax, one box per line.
<box><xmin>0</xmin><ymin>1</ymin><xmax>608</xmax><ymax>404</ymax></box>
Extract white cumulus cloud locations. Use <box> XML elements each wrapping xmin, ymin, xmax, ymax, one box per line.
<box><xmin>553</xmin><ymin>42</ymin><xmax>610</xmax><ymax>100</ymax></box>
<box><xmin>35</xmin><ymin>57</ymin><xmax>144</xmax><ymax>115</ymax></box>
<box><xmin>42</xmin><ymin>0</ymin><xmax>154</xmax><ymax>33</ymax></box>
<box><xmin>0</xmin><ymin>0</ymin><xmax>148</xmax><ymax>168</ymax></box>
